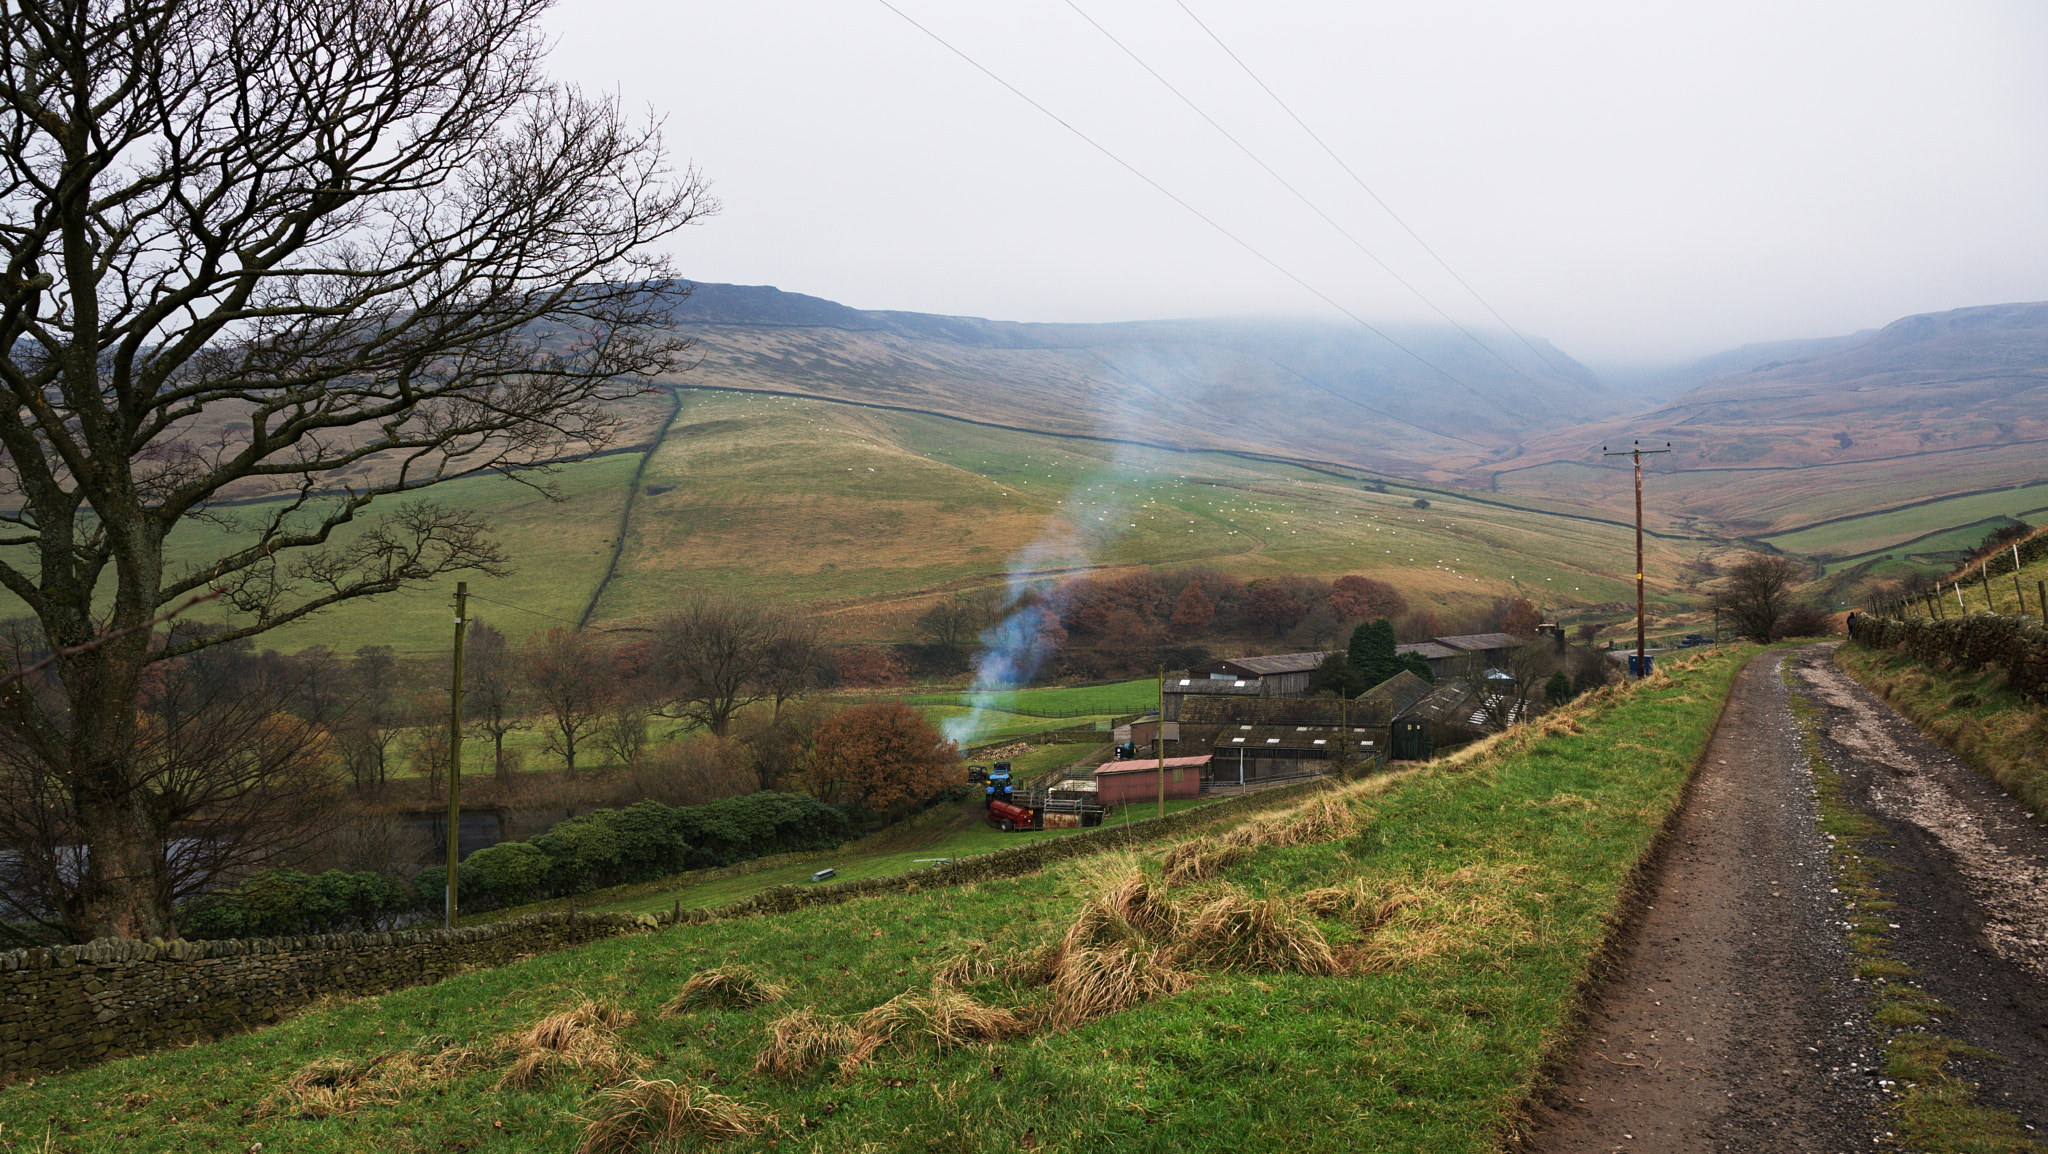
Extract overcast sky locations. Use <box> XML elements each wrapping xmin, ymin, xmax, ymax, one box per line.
<box><xmin>544</xmin><ymin>1</ymin><xmax>2048</xmax><ymax>365</ymax></box>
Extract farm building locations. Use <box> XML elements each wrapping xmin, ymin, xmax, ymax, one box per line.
<box><xmin>1353</xmin><ymin>669</ymin><xmax>1435</xmax><ymax>723</ymax></box>
<box><xmin>1393</xmin><ymin>640</ymin><xmax>1463</xmax><ymax>680</ymax></box>
<box><xmin>1186</xmin><ymin>651</ymin><xmax>1327</xmax><ymax>697</ymax></box>
<box><xmin>1210</xmin><ymin>722</ymin><xmax>1381</xmax><ymax>783</ymax></box>
<box><xmin>1160</xmin><ymin>674</ymin><xmax>1264</xmax><ymax>721</ymax></box>
<box><xmin>1095</xmin><ymin>755</ymin><xmax>1210</xmax><ymax>805</ymax></box>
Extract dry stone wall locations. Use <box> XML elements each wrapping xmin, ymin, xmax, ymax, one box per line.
<box><xmin>0</xmin><ymin>911</ymin><xmax>651</xmax><ymax>1078</ymax></box>
<box><xmin>1850</xmin><ymin>610</ymin><xmax>2048</xmax><ymax>704</ymax></box>
<box><xmin>0</xmin><ymin>775</ymin><xmax>1330</xmax><ymax>1079</ymax></box>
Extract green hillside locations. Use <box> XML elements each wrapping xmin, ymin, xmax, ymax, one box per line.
<box><xmin>5</xmin><ymin>388</ymin><xmax>1701</xmax><ymax>657</ymax></box>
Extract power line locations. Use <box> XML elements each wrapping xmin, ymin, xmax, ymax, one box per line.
<box><xmin>1062</xmin><ymin>0</ymin><xmax>1545</xmax><ymax>397</ymax></box>
<box><xmin>869</xmin><ymin>0</ymin><xmax>1498</xmax><ymax>412</ymax></box>
<box><xmin>1172</xmin><ymin>0</ymin><xmax>1576</xmax><ymax>379</ymax></box>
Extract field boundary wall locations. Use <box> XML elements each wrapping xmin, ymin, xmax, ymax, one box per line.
<box><xmin>0</xmin><ymin>776</ymin><xmax>1330</xmax><ymax>1079</ymax></box>
<box><xmin>1848</xmin><ymin>610</ymin><xmax>2048</xmax><ymax>704</ymax></box>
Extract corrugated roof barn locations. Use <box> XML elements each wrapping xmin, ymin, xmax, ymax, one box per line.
<box><xmin>1187</xmin><ymin>651</ymin><xmax>1329</xmax><ymax>697</ymax></box>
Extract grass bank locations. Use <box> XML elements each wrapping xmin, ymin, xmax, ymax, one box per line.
<box><xmin>1835</xmin><ymin>643</ymin><xmax>2048</xmax><ymax>822</ymax></box>
<box><xmin>0</xmin><ymin>648</ymin><xmax>1751</xmax><ymax>1153</ymax></box>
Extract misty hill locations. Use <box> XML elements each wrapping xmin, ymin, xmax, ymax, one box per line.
<box><xmin>1600</xmin><ymin>331</ymin><xmax>1878</xmax><ymax>402</ymax></box>
<box><xmin>1490</xmin><ymin>301</ymin><xmax>2048</xmax><ymax>536</ymax></box>
<box><xmin>660</xmin><ymin>281</ymin><xmax>1628</xmax><ymax>483</ymax></box>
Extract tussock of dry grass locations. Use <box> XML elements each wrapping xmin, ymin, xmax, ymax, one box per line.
<box><xmin>837</xmin><ymin>985</ymin><xmax>1029</xmax><ymax>1078</ymax></box>
<box><xmin>1207</xmin><ymin>791</ymin><xmax>1357</xmax><ymax>853</ymax></box>
<box><xmin>1341</xmin><ymin>864</ymin><xmax>1537</xmax><ymax>974</ymax></box>
<box><xmin>1160</xmin><ymin>836</ymin><xmax>1249</xmax><ymax>886</ymax></box>
<box><xmin>1176</xmin><ymin>888</ymin><xmax>1342</xmax><ymax>975</ymax></box>
<box><xmin>752</xmin><ymin>1009</ymin><xmax>862</xmax><ymax>1080</ymax></box>
<box><xmin>263</xmin><ymin>1042</ymin><xmax>491</xmax><ymax>1118</ymax></box>
<box><xmin>1063</xmin><ymin>871</ymin><xmax>1181</xmax><ymax>951</ymax></box>
<box><xmin>660</xmin><ymin>966</ymin><xmax>785</xmax><ymax>1016</ymax></box>
<box><xmin>854</xmin><ymin>986</ymin><xmax>1028</xmax><ymax>1053</ymax></box>
<box><xmin>934</xmin><ymin>942</ymin><xmax>999</xmax><ymax>988</ymax></box>
<box><xmin>1040</xmin><ymin>943</ymin><xmax>1198</xmax><ymax>1030</ymax></box>
<box><xmin>1269</xmin><ymin>794</ymin><xmax>1357</xmax><ymax>846</ymax></box>
<box><xmin>496</xmin><ymin>1001</ymin><xmax>644</xmax><ymax>1091</ymax></box>
<box><xmin>576</xmin><ymin>1079</ymin><xmax>770</xmax><ymax>1153</ymax></box>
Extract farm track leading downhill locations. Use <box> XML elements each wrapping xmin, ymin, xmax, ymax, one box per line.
<box><xmin>1528</xmin><ymin>645</ymin><xmax>2048</xmax><ymax>1152</ymax></box>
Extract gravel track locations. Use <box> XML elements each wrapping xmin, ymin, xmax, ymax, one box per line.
<box><xmin>1526</xmin><ymin>644</ymin><xmax>2048</xmax><ymax>1152</ymax></box>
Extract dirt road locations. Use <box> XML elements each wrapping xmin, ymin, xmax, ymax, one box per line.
<box><xmin>1526</xmin><ymin>644</ymin><xmax>2048</xmax><ymax>1152</ymax></box>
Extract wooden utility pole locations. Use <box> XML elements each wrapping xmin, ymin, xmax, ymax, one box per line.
<box><xmin>446</xmin><ymin>581</ymin><xmax>469</xmax><ymax>929</ymax></box>
<box><xmin>1155</xmin><ymin>666</ymin><xmax>1166</xmax><ymax>819</ymax></box>
<box><xmin>1602</xmin><ymin>442</ymin><xmax>1671</xmax><ymax>678</ymax></box>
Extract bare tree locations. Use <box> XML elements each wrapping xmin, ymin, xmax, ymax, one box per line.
<box><xmin>1500</xmin><ymin>641</ymin><xmax>1554</xmax><ymax>722</ymax></box>
<box><xmin>464</xmin><ymin>621</ymin><xmax>523</xmax><ymax>786</ymax></box>
<box><xmin>1711</xmin><ymin>554</ymin><xmax>1808</xmax><ymax>641</ymax></box>
<box><xmin>650</xmin><ymin>594</ymin><xmax>779</xmax><ymax>737</ymax></box>
<box><xmin>760</xmin><ymin>614</ymin><xmax>824</xmax><ymax>720</ymax></box>
<box><xmin>0</xmin><ymin>0</ymin><xmax>710</xmax><ymax>939</ymax></box>
<box><xmin>331</xmin><ymin>645</ymin><xmax>406</xmax><ymax>794</ymax></box>
<box><xmin>0</xmin><ymin>645</ymin><xmax>343</xmax><ymax>942</ymax></box>
<box><xmin>522</xmin><ymin>627</ymin><xmax>613</xmax><ymax>774</ymax></box>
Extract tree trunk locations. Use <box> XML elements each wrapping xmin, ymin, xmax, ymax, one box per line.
<box><xmin>74</xmin><ymin>792</ymin><xmax>173</xmax><ymax>941</ymax></box>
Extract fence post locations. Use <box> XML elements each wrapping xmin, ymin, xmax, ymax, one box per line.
<box><xmin>2039</xmin><ymin>580</ymin><xmax>2046</xmax><ymax>621</ymax></box>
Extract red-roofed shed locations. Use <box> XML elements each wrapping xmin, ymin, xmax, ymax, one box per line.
<box><xmin>1094</xmin><ymin>755</ymin><xmax>1211</xmax><ymax>805</ymax></box>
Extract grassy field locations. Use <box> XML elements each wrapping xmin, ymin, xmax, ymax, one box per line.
<box><xmin>1762</xmin><ymin>483</ymin><xmax>2048</xmax><ymax>561</ymax></box>
<box><xmin>0</xmin><ymin>646</ymin><xmax>1753</xmax><ymax>1153</ymax></box>
<box><xmin>907</xmin><ymin>679</ymin><xmax>1159</xmax><ymax>718</ymax></box>
<box><xmin>1491</xmin><ymin>438</ymin><xmax>2048</xmax><ymax>539</ymax></box>
<box><xmin>466</xmin><ymin>794</ymin><xmax>1225</xmax><ymax>928</ymax></box>
<box><xmin>0</xmin><ymin>451</ymin><xmax>644</xmax><ymax>656</ymax></box>
<box><xmin>21</xmin><ymin>387</ymin><xmax>1692</xmax><ymax>658</ymax></box>
<box><xmin>1942</xmin><ymin>536</ymin><xmax>2048</xmax><ymax>619</ymax></box>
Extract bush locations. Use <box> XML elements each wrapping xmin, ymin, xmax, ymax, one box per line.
<box><xmin>1544</xmin><ymin>672</ymin><xmax>1572</xmax><ymax>703</ymax></box>
<box><xmin>462</xmin><ymin>841</ymin><xmax>555</xmax><ymax>906</ymax></box>
<box><xmin>180</xmin><ymin>793</ymin><xmax>855</xmax><ymax>939</ymax></box>
<box><xmin>180</xmin><ymin>869</ymin><xmax>412</xmax><ymax>939</ymax></box>
<box><xmin>1773</xmin><ymin>604</ymin><xmax>1830</xmax><ymax>640</ymax></box>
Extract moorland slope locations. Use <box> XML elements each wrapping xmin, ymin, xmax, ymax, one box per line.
<box><xmin>1491</xmin><ymin>302</ymin><xmax>2048</xmax><ymax>539</ymax></box>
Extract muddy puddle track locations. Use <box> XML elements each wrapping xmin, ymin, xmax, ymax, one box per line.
<box><xmin>1789</xmin><ymin>645</ymin><xmax>2048</xmax><ymax>1132</ymax></box>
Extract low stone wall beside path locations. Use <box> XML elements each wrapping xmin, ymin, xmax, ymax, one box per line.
<box><xmin>1849</xmin><ymin>610</ymin><xmax>2047</xmax><ymax>704</ymax></box>
<box><xmin>0</xmin><ymin>776</ymin><xmax>1333</xmax><ymax>1080</ymax></box>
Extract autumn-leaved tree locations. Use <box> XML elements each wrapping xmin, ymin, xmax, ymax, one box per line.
<box><xmin>0</xmin><ymin>0</ymin><xmax>709</xmax><ymax>939</ymax></box>
<box><xmin>1327</xmin><ymin>575</ymin><xmax>1405</xmax><ymax>624</ymax></box>
<box><xmin>1167</xmin><ymin>581</ymin><xmax>1215</xmax><ymax>637</ymax></box>
<box><xmin>810</xmin><ymin>702</ymin><xmax>960</xmax><ymax>819</ymax></box>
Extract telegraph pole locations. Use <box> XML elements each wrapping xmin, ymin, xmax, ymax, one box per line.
<box><xmin>1155</xmin><ymin>666</ymin><xmax>1166</xmax><ymax>819</ymax></box>
<box><xmin>445</xmin><ymin>581</ymin><xmax>469</xmax><ymax>929</ymax></box>
<box><xmin>1602</xmin><ymin>442</ymin><xmax>1671</xmax><ymax>678</ymax></box>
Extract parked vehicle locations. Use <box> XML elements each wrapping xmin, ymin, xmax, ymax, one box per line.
<box><xmin>966</xmin><ymin>764</ymin><xmax>989</xmax><ymax>783</ymax></box>
<box><xmin>985</xmin><ymin>786</ymin><xmax>1105</xmax><ymax>832</ymax></box>
<box><xmin>1679</xmin><ymin>633</ymin><xmax>1711</xmax><ymax>647</ymax></box>
<box><xmin>983</xmin><ymin>761</ymin><xmax>1013</xmax><ymax>806</ymax></box>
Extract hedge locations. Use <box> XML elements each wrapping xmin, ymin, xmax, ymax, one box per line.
<box><xmin>182</xmin><ymin>792</ymin><xmax>855</xmax><ymax>940</ymax></box>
